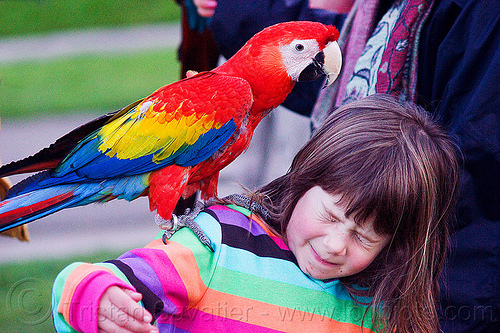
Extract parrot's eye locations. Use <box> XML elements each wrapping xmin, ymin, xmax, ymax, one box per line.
<box><xmin>294</xmin><ymin>43</ymin><xmax>305</xmax><ymax>52</ymax></box>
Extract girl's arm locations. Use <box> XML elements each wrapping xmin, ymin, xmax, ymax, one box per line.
<box><xmin>52</xmin><ymin>262</ymin><xmax>152</xmax><ymax>333</ymax></box>
<box><xmin>53</xmin><ymin>217</ymin><xmax>218</xmax><ymax>333</ymax></box>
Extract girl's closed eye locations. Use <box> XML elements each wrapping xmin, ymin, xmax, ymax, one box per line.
<box><xmin>353</xmin><ymin>231</ymin><xmax>378</xmax><ymax>249</ymax></box>
<box><xmin>323</xmin><ymin>212</ymin><xmax>374</xmax><ymax>246</ymax></box>
<box><xmin>323</xmin><ymin>213</ymin><xmax>339</xmax><ymax>224</ymax></box>
<box><xmin>321</xmin><ymin>204</ymin><xmax>380</xmax><ymax>248</ymax></box>
<box><xmin>354</xmin><ymin>231</ymin><xmax>369</xmax><ymax>244</ymax></box>
<box><xmin>320</xmin><ymin>205</ymin><xmax>343</xmax><ymax>224</ymax></box>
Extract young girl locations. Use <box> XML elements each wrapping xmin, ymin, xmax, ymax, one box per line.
<box><xmin>52</xmin><ymin>94</ymin><xmax>459</xmax><ymax>333</ymax></box>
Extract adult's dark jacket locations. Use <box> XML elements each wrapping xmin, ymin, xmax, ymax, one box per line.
<box><xmin>417</xmin><ymin>0</ymin><xmax>500</xmax><ymax>331</ymax></box>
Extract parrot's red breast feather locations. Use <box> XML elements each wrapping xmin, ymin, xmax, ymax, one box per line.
<box><xmin>146</xmin><ymin>72</ymin><xmax>253</xmax><ymax>128</ymax></box>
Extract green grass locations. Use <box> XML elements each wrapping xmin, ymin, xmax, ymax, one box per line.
<box><xmin>0</xmin><ymin>0</ymin><xmax>181</xmax><ymax>37</ymax></box>
<box><xmin>0</xmin><ymin>48</ymin><xmax>181</xmax><ymax>118</ymax></box>
<box><xmin>0</xmin><ymin>0</ymin><xmax>183</xmax><ymax>119</ymax></box>
<box><xmin>0</xmin><ymin>251</ymin><xmax>124</xmax><ymax>333</ymax></box>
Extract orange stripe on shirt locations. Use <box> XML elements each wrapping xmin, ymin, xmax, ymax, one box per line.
<box><xmin>191</xmin><ymin>288</ymin><xmax>376</xmax><ymax>333</ymax></box>
<box><xmin>145</xmin><ymin>238</ymin><xmax>209</xmax><ymax>307</ymax></box>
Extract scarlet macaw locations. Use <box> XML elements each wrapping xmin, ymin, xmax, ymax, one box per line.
<box><xmin>0</xmin><ymin>21</ymin><xmax>341</xmax><ymax>233</ymax></box>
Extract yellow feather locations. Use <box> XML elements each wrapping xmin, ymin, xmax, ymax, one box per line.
<box><xmin>96</xmin><ymin>98</ymin><xmax>220</xmax><ymax>163</ymax></box>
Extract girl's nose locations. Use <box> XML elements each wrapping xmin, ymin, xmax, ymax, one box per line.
<box><xmin>323</xmin><ymin>230</ymin><xmax>348</xmax><ymax>256</ymax></box>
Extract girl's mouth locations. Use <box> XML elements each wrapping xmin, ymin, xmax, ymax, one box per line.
<box><xmin>310</xmin><ymin>243</ymin><xmax>338</xmax><ymax>267</ymax></box>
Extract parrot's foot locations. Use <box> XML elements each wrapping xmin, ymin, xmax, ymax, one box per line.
<box><xmin>155</xmin><ymin>213</ymin><xmax>179</xmax><ymax>231</ymax></box>
<box><xmin>157</xmin><ymin>201</ymin><xmax>214</xmax><ymax>251</ymax></box>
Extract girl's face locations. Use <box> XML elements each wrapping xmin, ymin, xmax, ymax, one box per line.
<box><xmin>286</xmin><ymin>186</ymin><xmax>390</xmax><ymax>280</ymax></box>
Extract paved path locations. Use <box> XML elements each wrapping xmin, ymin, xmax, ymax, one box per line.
<box><xmin>0</xmin><ymin>25</ymin><xmax>310</xmax><ymax>262</ymax></box>
<box><xmin>0</xmin><ymin>23</ymin><xmax>182</xmax><ymax>63</ymax></box>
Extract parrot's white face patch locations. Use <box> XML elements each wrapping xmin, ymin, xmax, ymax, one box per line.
<box><xmin>280</xmin><ymin>39</ymin><xmax>321</xmax><ymax>81</ymax></box>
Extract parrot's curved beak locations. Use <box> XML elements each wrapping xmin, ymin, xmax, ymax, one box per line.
<box><xmin>321</xmin><ymin>41</ymin><xmax>342</xmax><ymax>87</ymax></box>
<box><xmin>298</xmin><ymin>41</ymin><xmax>342</xmax><ymax>88</ymax></box>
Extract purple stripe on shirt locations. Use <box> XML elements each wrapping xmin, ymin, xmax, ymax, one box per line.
<box><xmin>210</xmin><ymin>205</ymin><xmax>267</xmax><ymax>236</ymax></box>
<box><xmin>119</xmin><ymin>249</ymin><xmax>188</xmax><ymax>315</ymax></box>
<box><xmin>210</xmin><ymin>205</ymin><xmax>289</xmax><ymax>250</ymax></box>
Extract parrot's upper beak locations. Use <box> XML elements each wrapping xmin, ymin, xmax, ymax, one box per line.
<box><xmin>298</xmin><ymin>41</ymin><xmax>342</xmax><ymax>88</ymax></box>
<box><xmin>321</xmin><ymin>41</ymin><xmax>342</xmax><ymax>87</ymax></box>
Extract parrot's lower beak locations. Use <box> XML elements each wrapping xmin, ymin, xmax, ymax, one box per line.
<box><xmin>298</xmin><ymin>41</ymin><xmax>342</xmax><ymax>88</ymax></box>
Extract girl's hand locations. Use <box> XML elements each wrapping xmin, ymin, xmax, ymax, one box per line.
<box><xmin>193</xmin><ymin>0</ymin><xmax>217</xmax><ymax>18</ymax></box>
<box><xmin>98</xmin><ymin>286</ymin><xmax>158</xmax><ymax>333</ymax></box>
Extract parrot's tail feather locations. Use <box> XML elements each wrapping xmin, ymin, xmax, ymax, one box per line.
<box><xmin>0</xmin><ymin>191</ymin><xmax>76</xmax><ymax>232</ymax></box>
<box><xmin>0</xmin><ymin>174</ymin><xmax>149</xmax><ymax>232</ymax></box>
<box><xmin>5</xmin><ymin>170</ymin><xmax>52</xmax><ymax>198</ymax></box>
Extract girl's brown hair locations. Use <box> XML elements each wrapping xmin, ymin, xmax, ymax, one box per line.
<box><xmin>256</xmin><ymin>94</ymin><xmax>460</xmax><ymax>332</ymax></box>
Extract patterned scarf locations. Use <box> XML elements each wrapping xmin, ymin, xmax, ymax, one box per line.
<box><xmin>312</xmin><ymin>0</ymin><xmax>435</xmax><ymax>128</ymax></box>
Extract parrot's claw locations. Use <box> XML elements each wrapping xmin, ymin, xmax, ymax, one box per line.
<box><xmin>156</xmin><ymin>213</ymin><xmax>180</xmax><ymax>240</ymax></box>
<box><xmin>159</xmin><ymin>201</ymin><xmax>214</xmax><ymax>252</ymax></box>
<box><xmin>156</xmin><ymin>213</ymin><xmax>178</xmax><ymax>230</ymax></box>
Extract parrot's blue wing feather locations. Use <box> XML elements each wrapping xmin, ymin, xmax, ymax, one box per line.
<box><xmin>174</xmin><ymin>120</ymin><xmax>237</xmax><ymax>166</ymax></box>
<box><xmin>48</xmin><ymin>119</ymin><xmax>237</xmax><ymax>181</ymax></box>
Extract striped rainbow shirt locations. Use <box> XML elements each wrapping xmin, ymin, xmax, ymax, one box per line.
<box><xmin>52</xmin><ymin>204</ymin><xmax>378</xmax><ymax>332</ymax></box>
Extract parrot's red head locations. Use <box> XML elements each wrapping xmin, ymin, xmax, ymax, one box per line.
<box><xmin>246</xmin><ymin>21</ymin><xmax>341</xmax><ymax>86</ymax></box>
<box><xmin>215</xmin><ymin>21</ymin><xmax>342</xmax><ymax>114</ymax></box>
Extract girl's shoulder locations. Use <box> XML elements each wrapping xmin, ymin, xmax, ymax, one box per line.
<box><xmin>208</xmin><ymin>204</ymin><xmax>280</xmax><ymax>238</ymax></box>
<box><xmin>198</xmin><ymin>204</ymin><xmax>293</xmax><ymax>259</ymax></box>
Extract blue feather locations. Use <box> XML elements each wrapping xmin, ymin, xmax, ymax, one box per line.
<box><xmin>175</xmin><ymin>120</ymin><xmax>237</xmax><ymax>166</ymax></box>
<box><xmin>0</xmin><ymin>174</ymin><xmax>149</xmax><ymax>232</ymax></box>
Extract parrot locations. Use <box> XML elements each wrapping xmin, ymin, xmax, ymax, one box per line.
<box><xmin>0</xmin><ymin>21</ymin><xmax>341</xmax><ymax>234</ymax></box>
